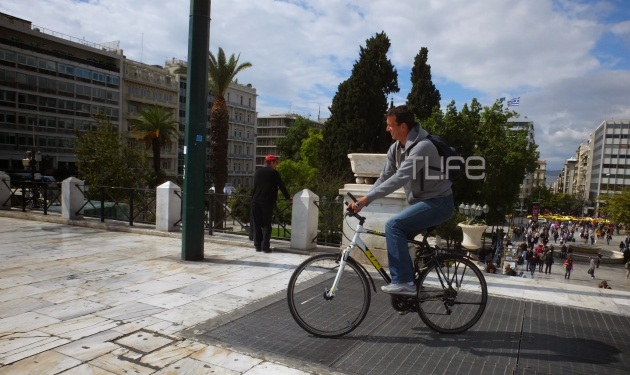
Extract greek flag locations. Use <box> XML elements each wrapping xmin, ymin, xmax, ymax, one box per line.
<box><xmin>507</xmin><ymin>97</ymin><xmax>520</xmax><ymax>107</ymax></box>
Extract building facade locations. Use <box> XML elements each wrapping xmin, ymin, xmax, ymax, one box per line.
<box><xmin>0</xmin><ymin>12</ymin><xmax>123</xmax><ymax>175</ymax></box>
<box><xmin>586</xmin><ymin>119</ymin><xmax>630</xmax><ymax>200</ymax></box>
<box><xmin>122</xmin><ymin>60</ymin><xmax>179</xmax><ymax>177</ymax></box>
<box><xmin>164</xmin><ymin>58</ymin><xmax>257</xmax><ymax>189</ymax></box>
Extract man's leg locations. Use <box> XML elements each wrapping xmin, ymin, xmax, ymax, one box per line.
<box><xmin>252</xmin><ymin>203</ymin><xmax>263</xmax><ymax>252</ymax></box>
<box><xmin>260</xmin><ymin>203</ymin><xmax>274</xmax><ymax>252</ymax></box>
<box><xmin>384</xmin><ymin>195</ymin><xmax>454</xmax><ymax>285</ymax></box>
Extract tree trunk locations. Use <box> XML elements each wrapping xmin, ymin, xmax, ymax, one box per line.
<box><xmin>210</xmin><ymin>97</ymin><xmax>229</xmax><ymax>229</ymax></box>
<box><xmin>152</xmin><ymin>138</ymin><xmax>161</xmax><ymax>186</ymax></box>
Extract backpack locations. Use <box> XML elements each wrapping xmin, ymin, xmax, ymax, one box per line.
<box><xmin>406</xmin><ymin>133</ymin><xmax>464</xmax><ymax>182</ymax></box>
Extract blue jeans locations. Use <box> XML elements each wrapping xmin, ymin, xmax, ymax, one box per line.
<box><xmin>385</xmin><ymin>195</ymin><xmax>454</xmax><ymax>284</ymax></box>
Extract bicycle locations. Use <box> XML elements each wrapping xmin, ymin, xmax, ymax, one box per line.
<box><xmin>287</xmin><ymin>193</ymin><xmax>488</xmax><ymax>337</ymax></box>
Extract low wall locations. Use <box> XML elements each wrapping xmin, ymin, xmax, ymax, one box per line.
<box><xmin>567</xmin><ymin>244</ymin><xmax>624</xmax><ymax>264</ymax></box>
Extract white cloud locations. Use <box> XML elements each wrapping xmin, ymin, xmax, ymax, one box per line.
<box><xmin>2</xmin><ymin>0</ymin><xmax>629</xmax><ymax>170</ymax></box>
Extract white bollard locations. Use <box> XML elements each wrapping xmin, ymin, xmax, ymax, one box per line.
<box><xmin>61</xmin><ymin>177</ymin><xmax>85</xmax><ymax>220</ymax></box>
<box><xmin>156</xmin><ymin>181</ymin><xmax>181</xmax><ymax>232</ymax></box>
<box><xmin>290</xmin><ymin>189</ymin><xmax>319</xmax><ymax>251</ymax></box>
<box><xmin>0</xmin><ymin>172</ymin><xmax>10</xmax><ymax>210</ymax></box>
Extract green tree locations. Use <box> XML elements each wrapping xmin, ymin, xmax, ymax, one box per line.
<box><xmin>602</xmin><ymin>190</ymin><xmax>630</xmax><ymax>224</ymax></box>
<box><xmin>276</xmin><ymin>116</ymin><xmax>316</xmax><ymax>161</ymax></box>
<box><xmin>477</xmin><ymin>104</ymin><xmax>539</xmax><ymax>224</ymax></box>
<box><xmin>406</xmin><ymin>47</ymin><xmax>441</xmax><ymax>123</ymax></box>
<box><xmin>130</xmin><ymin>106</ymin><xmax>179</xmax><ymax>186</ymax></box>
<box><xmin>208</xmin><ymin>47</ymin><xmax>252</xmax><ymax>228</ymax></box>
<box><xmin>300</xmin><ymin>128</ymin><xmax>323</xmax><ymax>169</ymax></box>
<box><xmin>320</xmin><ymin>32</ymin><xmax>399</xmax><ymax>177</ymax></box>
<box><xmin>75</xmin><ymin>113</ymin><xmax>150</xmax><ymax>189</ymax></box>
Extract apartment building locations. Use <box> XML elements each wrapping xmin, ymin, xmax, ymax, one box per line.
<box><xmin>586</xmin><ymin>119</ymin><xmax>630</xmax><ymax>200</ymax></box>
<box><xmin>0</xmin><ymin>12</ymin><xmax>123</xmax><ymax>175</ymax></box>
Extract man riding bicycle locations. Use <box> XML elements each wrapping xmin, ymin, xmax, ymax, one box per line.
<box><xmin>349</xmin><ymin>105</ymin><xmax>454</xmax><ymax>296</ymax></box>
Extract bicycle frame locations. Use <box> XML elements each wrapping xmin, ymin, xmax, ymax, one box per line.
<box><xmin>327</xmin><ymin>215</ymin><xmax>473</xmax><ymax>301</ymax></box>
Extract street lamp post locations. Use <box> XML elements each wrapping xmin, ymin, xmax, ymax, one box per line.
<box><xmin>22</xmin><ymin>150</ymin><xmax>41</xmax><ymax>208</ymax></box>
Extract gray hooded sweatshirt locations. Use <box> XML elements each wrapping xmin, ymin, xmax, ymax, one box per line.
<box><xmin>366</xmin><ymin>124</ymin><xmax>453</xmax><ymax>205</ymax></box>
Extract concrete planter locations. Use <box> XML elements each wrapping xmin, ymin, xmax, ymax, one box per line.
<box><xmin>458</xmin><ymin>223</ymin><xmax>487</xmax><ymax>250</ymax></box>
<box><xmin>348</xmin><ymin>153</ymin><xmax>386</xmax><ymax>184</ymax></box>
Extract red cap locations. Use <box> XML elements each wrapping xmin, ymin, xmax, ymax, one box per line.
<box><xmin>265</xmin><ymin>155</ymin><xmax>279</xmax><ymax>162</ymax></box>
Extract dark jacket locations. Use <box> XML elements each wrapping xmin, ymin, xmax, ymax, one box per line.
<box><xmin>252</xmin><ymin>166</ymin><xmax>290</xmax><ymax>204</ymax></box>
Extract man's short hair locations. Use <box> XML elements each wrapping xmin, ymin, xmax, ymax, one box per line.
<box><xmin>386</xmin><ymin>105</ymin><xmax>415</xmax><ymax>128</ymax></box>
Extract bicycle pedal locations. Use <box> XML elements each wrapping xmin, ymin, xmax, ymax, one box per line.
<box><xmin>398</xmin><ymin>311</ymin><xmax>410</xmax><ymax>316</ymax></box>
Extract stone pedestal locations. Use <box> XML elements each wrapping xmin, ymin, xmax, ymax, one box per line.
<box><xmin>0</xmin><ymin>172</ymin><xmax>10</xmax><ymax>210</ymax></box>
<box><xmin>156</xmin><ymin>181</ymin><xmax>181</xmax><ymax>232</ymax></box>
<box><xmin>290</xmin><ymin>189</ymin><xmax>319</xmax><ymax>251</ymax></box>
<box><xmin>61</xmin><ymin>177</ymin><xmax>85</xmax><ymax>220</ymax></box>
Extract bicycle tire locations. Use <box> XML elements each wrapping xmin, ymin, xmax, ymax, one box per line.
<box><xmin>287</xmin><ymin>253</ymin><xmax>371</xmax><ymax>337</ymax></box>
<box><xmin>416</xmin><ymin>255</ymin><xmax>487</xmax><ymax>333</ymax></box>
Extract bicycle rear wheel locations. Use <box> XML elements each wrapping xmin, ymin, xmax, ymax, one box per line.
<box><xmin>287</xmin><ymin>253</ymin><xmax>371</xmax><ymax>337</ymax></box>
<box><xmin>417</xmin><ymin>256</ymin><xmax>487</xmax><ymax>333</ymax></box>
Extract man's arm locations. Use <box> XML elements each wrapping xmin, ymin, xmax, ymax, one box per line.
<box><xmin>276</xmin><ymin>172</ymin><xmax>291</xmax><ymax>201</ymax></box>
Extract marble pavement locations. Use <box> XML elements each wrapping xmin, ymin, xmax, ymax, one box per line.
<box><xmin>1</xmin><ymin>215</ymin><xmax>629</xmax><ymax>374</ymax></box>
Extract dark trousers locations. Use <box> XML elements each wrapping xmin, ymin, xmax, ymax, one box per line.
<box><xmin>252</xmin><ymin>202</ymin><xmax>274</xmax><ymax>251</ymax></box>
<box><xmin>544</xmin><ymin>264</ymin><xmax>552</xmax><ymax>274</ymax></box>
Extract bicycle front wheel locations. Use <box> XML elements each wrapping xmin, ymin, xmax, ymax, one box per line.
<box><xmin>417</xmin><ymin>256</ymin><xmax>487</xmax><ymax>333</ymax></box>
<box><xmin>287</xmin><ymin>253</ymin><xmax>371</xmax><ymax>337</ymax></box>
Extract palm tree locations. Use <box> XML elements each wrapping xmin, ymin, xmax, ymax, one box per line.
<box><xmin>131</xmin><ymin>106</ymin><xmax>179</xmax><ymax>186</ymax></box>
<box><xmin>208</xmin><ymin>47</ymin><xmax>252</xmax><ymax>228</ymax></box>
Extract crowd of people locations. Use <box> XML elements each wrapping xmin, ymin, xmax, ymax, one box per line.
<box><xmin>478</xmin><ymin>217</ymin><xmax>630</xmax><ymax>288</ymax></box>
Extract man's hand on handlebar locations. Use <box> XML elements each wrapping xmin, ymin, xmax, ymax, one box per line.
<box><xmin>348</xmin><ymin>196</ymin><xmax>369</xmax><ymax>213</ymax></box>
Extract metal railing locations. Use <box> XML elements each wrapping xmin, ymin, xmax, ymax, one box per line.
<box><xmin>313</xmin><ymin>196</ymin><xmax>345</xmax><ymax>246</ymax></box>
<box><xmin>2</xmin><ymin>179</ymin><xmax>62</xmax><ymax>214</ymax></box>
<box><xmin>75</xmin><ymin>184</ymin><xmax>156</xmax><ymax>225</ymax></box>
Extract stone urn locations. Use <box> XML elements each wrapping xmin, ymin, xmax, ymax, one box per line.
<box><xmin>458</xmin><ymin>223</ymin><xmax>487</xmax><ymax>250</ymax></box>
<box><xmin>348</xmin><ymin>153</ymin><xmax>386</xmax><ymax>184</ymax></box>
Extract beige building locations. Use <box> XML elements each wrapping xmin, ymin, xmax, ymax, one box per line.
<box><xmin>122</xmin><ymin>60</ymin><xmax>179</xmax><ymax>177</ymax></box>
<box><xmin>164</xmin><ymin>58</ymin><xmax>257</xmax><ymax>188</ymax></box>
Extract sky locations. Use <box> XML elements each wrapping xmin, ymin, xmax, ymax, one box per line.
<box><xmin>3</xmin><ymin>0</ymin><xmax>630</xmax><ymax>171</ymax></box>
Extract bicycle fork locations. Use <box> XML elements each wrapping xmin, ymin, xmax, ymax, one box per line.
<box><xmin>325</xmin><ymin>245</ymin><xmax>353</xmax><ymax>299</ymax></box>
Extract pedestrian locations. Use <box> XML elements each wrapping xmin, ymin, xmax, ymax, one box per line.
<box><xmin>588</xmin><ymin>256</ymin><xmax>596</xmax><ymax>279</ymax></box>
<box><xmin>596</xmin><ymin>252</ymin><xmax>602</xmax><ymax>268</ymax></box>
<box><xmin>598</xmin><ymin>280</ymin><xmax>612</xmax><ymax>289</ymax></box>
<box><xmin>544</xmin><ymin>250</ymin><xmax>554</xmax><ymax>274</ymax></box>
<box><xmin>564</xmin><ymin>255</ymin><xmax>574</xmax><ymax>279</ymax></box>
<box><xmin>251</xmin><ymin>155</ymin><xmax>291</xmax><ymax>253</ymax></box>
<box><xmin>620</xmin><ymin>241</ymin><xmax>626</xmax><ymax>252</ymax></box>
<box><xmin>538</xmin><ymin>252</ymin><xmax>544</xmax><ymax>272</ymax></box>
<box><xmin>625</xmin><ymin>260</ymin><xmax>630</xmax><ymax>279</ymax></box>
<box><xmin>528</xmin><ymin>253</ymin><xmax>537</xmax><ymax>278</ymax></box>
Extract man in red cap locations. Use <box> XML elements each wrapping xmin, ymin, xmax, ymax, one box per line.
<box><xmin>251</xmin><ymin>155</ymin><xmax>291</xmax><ymax>253</ymax></box>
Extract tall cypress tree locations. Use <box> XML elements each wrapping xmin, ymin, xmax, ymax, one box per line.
<box><xmin>407</xmin><ymin>47</ymin><xmax>441</xmax><ymax>123</ymax></box>
<box><xmin>320</xmin><ymin>32</ymin><xmax>399</xmax><ymax>177</ymax></box>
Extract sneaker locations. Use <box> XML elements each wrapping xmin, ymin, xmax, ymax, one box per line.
<box><xmin>381</xmin><ymin>283</ymin><xmax>416</xmax><ymax>296</ymax></box>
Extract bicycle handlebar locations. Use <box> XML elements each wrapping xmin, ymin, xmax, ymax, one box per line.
<box><xmin>344</xmin><ymin>192</ymin><xmax>366</xmax><ymax>225</ymax></box>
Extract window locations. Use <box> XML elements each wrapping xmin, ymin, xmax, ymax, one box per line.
<box><xmin>76</xmin><ymin>84</ymin><xmax>91</xmax><ymax>97</ymax></box>
<box><xmin>0</xmin><ymin>110</ymin><xmax>16</xmax><ymax>124</ymax></box>
<box><xmin>38</xmin><ymin>59</ymin><xmax>56</xmax><ymax>71</ymax></box>
<box><xmin>106</xmin><ymin>75</ymin><xmax>119</xmax><ymax>85</ymax></box>
<box><xmin>0</xmin><ymin>49</ymin><xmax>16</xmax><ymax>62</ymax></box>
<box><xmin>58</xmin><ymin>63</ymin><xmax>74</xmax><ymax>75</ymax></box>
<box><xmin>58</xmin><ymin>118</ymin><xmax>74</xmax><ymax>130</ymax></box>
<box><xmin>75</xmin><ymin>67</ymin><xmax>91</xmax><ymax>79</ymax></box>
<box><xmin>92</xmin><ymin>71</ymin><xmax>106</xmax><ymax>82</ymax></box>
<box><xmin>58</xmin><ymin>81</ymin><xmax>75</xmax><ymax>94</ymax></box>
<box><xmin>17</xmin><ymin>54</ymin><xmax>37</xmax><ymax>67</ymax></box>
